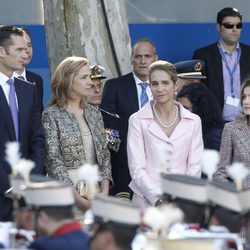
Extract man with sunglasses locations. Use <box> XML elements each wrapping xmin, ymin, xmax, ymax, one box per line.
<box><xmin>193</xmin><ymin>7</ymin><xmax>250</xmax><ymax>123</ymax></box>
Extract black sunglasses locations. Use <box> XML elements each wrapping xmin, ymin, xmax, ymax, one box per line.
<box><xmin>221</xmin><ymin>22</ymin><xmax>243</xmax><ymax>29</ymax></box>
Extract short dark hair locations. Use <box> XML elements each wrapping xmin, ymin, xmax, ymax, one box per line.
<box><xmin>177</xmin><ymin>83</ymin><xmax>223</xmax><ymax>133</ymax></box>
<box><xmin>171</xmin><ymin>199</ymin><xmax>206</xmax><ymax>226</ymax></box>
<box><xmin>91</xmin><ymin>222</ymin><xmax>138</xmax><ymax>250</ymax></box>
<box><xmin>211</xmin><ymin>207</ymin><xmax>243</xmax><ymax>233</ymax></box>
<box><xmin>20</xmin><ymin>27</ymin><xmax>32</xmax><ymax>42</ymax></box>
<box><xmin>0</xmin><ymin>25</ymin><xmax>24</xmax><ymax>50</ymax></box>
<box><xmin>39</xmin><ymin>206</ymin><xmax>74</xmax><ymax>221</ymax></box>
<box><xmin>217</xmin><ymin>7</ymin><xmax>242</xmax><ymax>24</ymax></box>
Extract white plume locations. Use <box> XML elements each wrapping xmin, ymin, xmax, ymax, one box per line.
<box><xmin>5</xmin><ymin>141</ymin><xmax>21</xmax><ymax>175</ymax></box>
<box><xmin>143</xmin><ymin>206</ymin><xmax>165</xmax><ymax>232</ymax></box>
<box><xmin>143</xmin><ymin>204</ymin><xmax>184</xmax><ymax>236</ymax></box>
<box><xmin>15</xmin><ymin>159</ymin><xmax>35</xmax><ymax>184</ymax></box>
<box><xmin>161</xmin><ymin>204</ymin><xmax>184</xmax><ymax>231</ymax></box>
<box><xmin>201</xmin><ymin>149</ymin><xmax>220</xmax><ymax>180</ymax></box>
<box><xmin>227</xmin><ymin>162</ymin><xmax>250</xmax><ymax>190</ymax></box>
<box><xmin>76</xmin><ymin>164</ymin><xmax>100</xmax><ymax>199</ymax></box>
<box><xmin>77</xmin><ymin>163</ymin><xmax>100</xmax><ymax>184</ymax></box>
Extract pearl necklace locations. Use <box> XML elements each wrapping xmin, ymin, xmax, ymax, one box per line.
<box><xmin>153</xmin><ymin>104</ymin><xmax>178</xmax><ymax>128</ymax></box>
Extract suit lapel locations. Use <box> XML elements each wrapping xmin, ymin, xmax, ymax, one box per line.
<box><xmin>240</xmin><ymin>44</ymin><xmax>249</xmax><ymax>81</ymax></box>
<box><xmin>235</xmin><ymin>120</ymin><xmax>250</xmax><ymax>152</ymax></box>
<box><xmin>212</xmin><ymin>44</ymin><xmax>224</xmax><ymax>83</ymax></box>
<box><xmin>147</xmin><ymin>104</ymin><xmax>195</xmax><ymax>142</ymax></box>
<box><xmin>140</xmin><ymin>104</ymin><xmax>170</xmax><ymax>142</ymax></box>
<box><xmin>0</xmin><ymin>86</ymin><xmax>16</xmax><ymax>140</ymax></box>
<box><xmin>148</xmin><ymin>120</ymin><xmax>191</xmax><ymax>142</ymax></box>
<box><xmin>125</xmin><ymin>73</ymin><xmax>139</xmax><ymax>113</ymax></box>
<box><xmin>148</xmin><ymin>121</ymin><xmax>169</xmax><ymax>142</ymax></box>
<box><xmin>15</xmin><ymin>79</ymin><xmax>30</xmax><ymax>142</ymax></box>
<box><xmin>211</xmin><ymin>44</ymin><xmax>224</xmax><ymax>103</ymax></box>
<box><xmin>212</xmin><ymin>45</ymin><xmax>222</xmax><ymax>78</ymax></box>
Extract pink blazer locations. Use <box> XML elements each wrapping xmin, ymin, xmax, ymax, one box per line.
<box><xmin>127</xmin><ymin>102</ymin><xmax>203</xmax><ymax>209</ymax></box>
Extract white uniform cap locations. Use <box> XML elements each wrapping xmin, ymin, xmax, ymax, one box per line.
<box><xmin>23</xmin><ymin>181</ymin><xmax>75</xmax><ymax>207</ymax></box>
<box><xmin>92</xmin><ymin>194</ymin><xmax>141</xmax><ymax>226</ymax></box>
<box><xmin>208</xmin><ymin>180</ymin><xmax>250</xmax><ymax>213</ymax></box>
<box><xmin>161</xmin><ymin>174</ymin><xmax>208</xmax><ymax>204</ymax></box>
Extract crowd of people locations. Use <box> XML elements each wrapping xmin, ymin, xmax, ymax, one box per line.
<box><xmin>0</xmin><ymin>6</ymin><xmax>250</xmax><ymax>250</ymax></box>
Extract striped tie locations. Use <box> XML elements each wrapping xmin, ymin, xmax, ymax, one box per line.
<box><xmin>139</xmin><ymin>82</ymin><xmax>149</xmax><ymax>108</ymax></box>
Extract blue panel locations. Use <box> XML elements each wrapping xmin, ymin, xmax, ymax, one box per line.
<box><xmin>26</xmin><ymin>68</ymin><xmax>51</xmax><ymax>108</ymax></box>
<box><xmin>129</xmin><ymin>23</ymin><xmax>250</xmax><ymax>63</ymax></box>
<box><xmin>17</xmin><ymin>24</ymin><xmax>49</xmax><ymax>68</ymax></box>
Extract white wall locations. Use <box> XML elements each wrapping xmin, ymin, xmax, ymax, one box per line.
<box><xmin>125</xmin><ymin>0</ymin><xmax>250</xmax><ymax>23</ymax></box>
<box><xmin>0</xmin><ymin>0</ymin><xmax>43</xmax><ymax>24</ymax></box>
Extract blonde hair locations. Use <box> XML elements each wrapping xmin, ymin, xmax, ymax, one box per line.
<box><xmin>49</xmin><ymin>56</ymin><xmax>89</xmax><ymax>108</ymax></box>
<box><xmin>149</xmin><ymin>60</ymin><xmax>178</xmax><ymax>83</ymax></box>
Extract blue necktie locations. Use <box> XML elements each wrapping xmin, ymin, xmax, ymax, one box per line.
<box><xmin>139</xmin><ymin>82</ymin><xmax>149</xmax><ymax>108</ymax></box>
<box><xmin>7</xmin><ymin>79</ymin><xmax>19</xmax><ymax>140</ymax></box>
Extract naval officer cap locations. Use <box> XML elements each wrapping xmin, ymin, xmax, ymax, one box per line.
<box><xmin>92</xmin><ymin>194</ymin><xmax>141</xmax><ymax>226</ymax></box>
<box><xmin>90</xmin><ymin>65</ymin><xmax>107</xmax><ymax>80</ymax></box>
<box><xmin>174</xmin><ymin>60</ymin><xmax>206</xmax><ymax>79</ymax></box>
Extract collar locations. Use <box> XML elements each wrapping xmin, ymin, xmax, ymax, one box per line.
<box><xmin>0</xmin><ymin>72</ymin><xmax>12</xmax><ymax>87</ymax></box>
<box><xmin>52</xmin><ymin>221</ymin><xmax>81</xmax><ymax>237</ymax></box>
<box><xmin>233</xmin><ymin>116</ymin><xmax>250</xmax><ymax>128</ymax></box>
<box><xmin>185</xmin><ymin>223</ymin><xmax>201</xmax><ymax>231</ymax></box>
<box><xmin>137</xmin><ymin>101</ymin><xmax>197</xmax><ymax>121</ymax></box>
<box><xmin>13</xmin><ymin>69</ymin><xmax>27</xmax><ymax>81</ymax></box>
<box><xmin>218</xmin><ymin>41</ymin><xmax>240</xmax><ymax>54</ymax></box>
<box><xmin>132</xmin><ymin>72</ymin><xmax>149</xmax><ymax>85</ymax></box>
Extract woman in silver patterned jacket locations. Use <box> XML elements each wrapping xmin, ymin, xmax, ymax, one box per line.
<box><xmin>42</xmin><ymin>56</ymin><xmax>113</xmax><ymax>211</ymax></box>
<box><xmin>215</xmin><ymin>77</ymin><xmax>250</xmax><ymax>188</ymax></box>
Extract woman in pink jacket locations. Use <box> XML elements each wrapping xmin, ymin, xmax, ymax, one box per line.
<box><xmin>127</xmin><ymin>60</ymin><xmax>203</xmax><ymax>211</ymax></box>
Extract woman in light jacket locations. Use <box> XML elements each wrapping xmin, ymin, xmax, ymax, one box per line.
<box><xmin>127</xmin><ymin>60</ymin><xmax>203</xmax><ymax>211</ymax></box>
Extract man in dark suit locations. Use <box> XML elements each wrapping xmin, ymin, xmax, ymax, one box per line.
<box><xmin>100</xmin><ymin>38</ymin><xmax>158</xmax><ymax>199</ymax></box>
<box><xmin>193</xmin><ymin>7</ymin><xmax>250</xmax><ymax>122</ymax></box>
<box><xmin>0</xmin><ymin>25</ymin><xmax>45</xmax><ymax>221</ymax></box>
<box><xmin>14</xmin><ymin>27</ymin><xmax>44</xmax><ymax>114</ymax></box>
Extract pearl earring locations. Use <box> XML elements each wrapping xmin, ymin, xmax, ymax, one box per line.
<box><xmin>175</xmin><ymin>91</ymin><xmax>178</xmax><ymax>95</ymax></box>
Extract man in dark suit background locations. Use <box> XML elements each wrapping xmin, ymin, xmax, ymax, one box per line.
<box><xmin>0</xmin><ymin>25</ymin><xmax>45</xmax><ymax>221</ymax></box>
<box><xmin>100</xmin><ymin>38</ymin><xmax>158</xmax><ymax>199</ymax></box>
<box><xmin>14</xmin><ymin>27</ymin><xmax>44</xmax><ymax>114</ymax></box>
<box><xmin>193</xmin><ymin>7</ymin><xmax>250</xmax><ymax>122</ymax></box>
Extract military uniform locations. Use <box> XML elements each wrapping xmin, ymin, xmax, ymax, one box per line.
<box><xmin>28</xmin><ymin>221</ymin><xmax>89</xmax><ymax>250</ymax></box>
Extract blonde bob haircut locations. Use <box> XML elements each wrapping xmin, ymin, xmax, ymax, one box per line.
<box><xmin>49</xmin><ymin>56</ymin><xmax>90</xmax><ymax>108</ymax></box>
<box><xmin>149</xmin><ymin>60</ymin><xmax>178</xmax><ymax>84</ymax></box>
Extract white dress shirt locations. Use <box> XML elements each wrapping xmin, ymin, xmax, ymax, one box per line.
<box><xmin>133</xmin><ymin>72</ymin><xmax>152</xmax><ymax>109</ymax></box>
